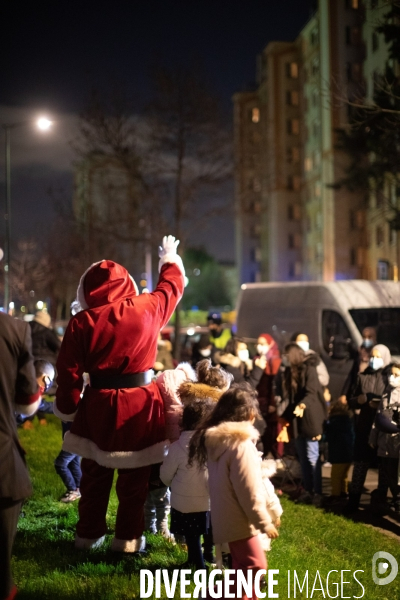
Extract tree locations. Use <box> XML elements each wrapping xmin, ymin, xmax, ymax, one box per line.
<box><xmin>334</xmin><ymin>1</ymin><xmax>400</xmax><ymax>248</ymax></box>
<box><xmin>144</xmin><ymin>63</ymin><xmax>232</xmax><ymax>357</ymax></box>
<box><xmin>182</xmin><ymin>248</ymin><xmax>233</xmax><ymax>311</ymax></box>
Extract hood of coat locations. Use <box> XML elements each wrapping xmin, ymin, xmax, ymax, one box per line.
<box><xmin>205</xmin><ymin>421</ymin><xmax>259</xmax><ymax>461</ymax></box>
<box><xmin>215</xmin><ymin>352</ymin><xmax>242</xmax><ymax>369</ymax></box>
<box><xmin>75</xmin><ymin>260</ymin><xmax>139</xmax><ymax>310</ymax></box>
<box><xmin>178</xmin><ymin>381</ymin><xmax>224</xmax><ymax>404</ymax></box>
<box><xmin>303</xmin><ymin>351</ymin><xmax>320</xmax><ymax>368</ymax></box>
<box><xmin>261</xmin><ymin>457</ymin><xmax>277</xmax><ymax>479</ymax></box>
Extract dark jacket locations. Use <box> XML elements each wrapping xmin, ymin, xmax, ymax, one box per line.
<box><xmin>325</xmin><ymin>414</ymin><xmax>354</xmax><ymax>463</ymax></box>
<box><xmin>349</xmin><ymin>366</ymin><xmax>388</xmax><ymax>461</ymax></box>
<box><xmin>277</xmin><ymin>356</ymin><xmax>328</xmax><ymax>439</ymax></box>
<box><xmin>370</xmin><ymin>387</ymin><xmax>400</xmax><ymax>459</ymax></box>
<box><xmin>29</xmin><ymin>320</ymin><xmax>61</xmax><ymax>364</ymax></box>
<box><xmin>0</xmin><ymin>314</ymin><xmax>40</xmax><ymax>500</ymax></box>
<box><xmin>214</xmin><ymin>352</ymin><xmax>264</xmax><ymax>388</ymax></box>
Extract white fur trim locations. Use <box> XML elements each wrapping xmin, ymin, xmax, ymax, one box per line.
<box><xmin>129</xmin><ymin>274</ymin><xmax>139</xmax><ymax>295</ymax></box>
<box><xmin>63</xmin><ymin>432</ymin><xmax>169</xmax><ymax>469</ymax></box>
<box><xmin>75</xmin><ymin>535</ymin><xmax>105</xmax><ymax>550</ymax></box>
<box><xmin>176</xmin><ymin>362</ymin><xmax>196</xmax><ymax>381</ymax></box>
<box><xmin>53</xmin><ymin>401</ymin><xmax>76</xmax><ymax>422</ymax></box>
<box><xmin>158</xmin><ymin>254</ymin><xmax>185</xmax><ymax>276</ymax></box>
<box><xmin>111</xmin><ymin>535</ymin><xmax>146</xmax><ymax>553</ymax></box>
<box><xmin>74</xmin><ymin>260</ymin><xmax>104</xmax><ymax>312</ymax></box>
<box><xmin>15</xmin><ymin>398</ymin><xmax>41</xmax><ymax>417</ymax></box>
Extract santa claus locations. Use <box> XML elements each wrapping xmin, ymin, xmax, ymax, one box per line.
<box><xmin>54</xmin><ymin>236</ymin><xmax>185</xmax><ymax>552</ymax></box>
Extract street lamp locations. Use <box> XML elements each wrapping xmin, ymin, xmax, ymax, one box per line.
<box><xmin>3</xmin><ymin>116</ymin><xmax>53</xmax><ymax>311</ymax></box>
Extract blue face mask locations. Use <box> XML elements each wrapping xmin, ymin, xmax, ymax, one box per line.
<box><xmin>363</xmin><ymin>338</ymin><xmax>374</xmax><ymax>348</ymax></box>
<box><xmin>370</xmin><ymin>356</ymin><xmax>384</xmax><ymax>371</ymax></box>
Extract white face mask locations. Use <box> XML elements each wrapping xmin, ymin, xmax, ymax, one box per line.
<box><xmin>389</xmin><ymin>374</ymin><xmax>400</xmax><ymax>388</ymax></box>
<box><xmin>199</xmin><ymin>348</ymin><xmax>211</xmax><ymax>357</ymax></box>
<box><xmin>362</xmin><ymin>338</ymin><xmax>374</xmax><ymax>348</ymax></box>
<box><xmin>370</xmin><ymin>356</ymin><xmax>384</xmax><ymax>371</ymax></box>
<box><xmin>257</xmin><ymin>344</ymin><xmax>269</xmax><ymax>356</ymax></box>
<box><xmin>238</xmin><ymin>349</ymin><xmax>250</xmax><ymax>362</ymax></box>
<box><xmin>297</xmin><ymin>341</ymin><xmax>310</xmax><ymax>353</ymax></box>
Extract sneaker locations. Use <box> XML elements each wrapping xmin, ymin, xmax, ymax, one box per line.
<box><xmin>60</xmin><ymin>489</ymin><xmax>81</xmax><ymax>503</ymax></box>
<box><xmin>22</xmin><ymin>421</ymin><xmax>34</xmax><ymax>430</ymax></box>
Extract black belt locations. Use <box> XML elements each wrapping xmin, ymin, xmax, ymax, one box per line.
<box><xmin>89</xmin><ymin>371</ymin><xmax>152</xmax><ymax>390</ymax></box>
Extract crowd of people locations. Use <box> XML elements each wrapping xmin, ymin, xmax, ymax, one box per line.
<box><xmin>1</xmin><ymin>236</ymin><xmax>400</xmax><ymax>600</ymax></box>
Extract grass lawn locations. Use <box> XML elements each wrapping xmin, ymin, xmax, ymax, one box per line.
<box><xmin>13</xmin><ymin>415</ymin><xmax>400</xmax><ymax>599</ymax></box>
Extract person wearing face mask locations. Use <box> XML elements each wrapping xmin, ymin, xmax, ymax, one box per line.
<box><xmin>339</xmin><ymin>327</ymin><xmax>376</xmax><ymax>404</ymax></box>
<box><xmin>343</xmin><ymin>344</ymin><xmax>391</xmax><ymax>514</ymax></box>
<box><xmin>214</xmin><ymin>337</ymin><xmax>266</xmax><ymax>389</ymax></box>
<box><xmin>207</xmin><ymin>312</ymin><xmax>232</xmax><ymax>351</ymax></box>
<box><xmin>191</xmin><ymin>334</ymin><xmax>215</xmax><ymax>368</ymax></box>
<box><xmin>255</xmin><ymin>334</ymin><xmax>282</xmax><ymax>458</ymax></box>
<box><xmin>369</xmin><ymin>362</ymin><xmax>400</xmax><ymax>515</ymax></box>
<box><xmin>291</xmin><ymin>332</ymin><xmax>330</xmax><ymax>389</ymax></box>
<box><xmin>276</xmin><ymin>343</ymin><xmax>328</xmax><ymax>507</ymax></box>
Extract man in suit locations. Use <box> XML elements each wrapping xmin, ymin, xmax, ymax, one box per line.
<box><xmin>0</xmin><ymin>305</ymin><xmax>41</xmax><ymax>600</ymax></box>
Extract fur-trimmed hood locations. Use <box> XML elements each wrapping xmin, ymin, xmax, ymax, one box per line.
<box><xmin>178</xmin><ymin>380</ymin><xmax>224</xmax><ymax>404</ymax></box>
<box><xmin>205</xmin><ymin>421</ymin><xmax>259</xmax><ymax>461</ymax></box>
<box><xmin>214</xmin><ymin>351</ymin><xmax>242</xmax><ymax>369</ymax></box>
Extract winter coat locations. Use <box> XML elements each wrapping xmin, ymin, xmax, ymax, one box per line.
<box><xmin>324</xmin><ymin>414</ymin><xmax>354</xmax><ymax>464</ymax></box>
<box><xmin>29</xmin><ymin>320</ymin><xmax>61</xmax><ymax>365</ymax></box>
<box><xmin>54</xmin><ymin>260</ymin><xmax>184</xmax><ymax>469</ymax></box>
<box><xmin>256</xmin><ymin>336</ymin><xmax>281</xmax><ymax>422</ymax></box>
<box><xmin>160</xmin><ymin>430</ymin><xmax>209</xmax><ymax>512</ymax></box>
<box><xmin>205</xmin><ymin>421</ymin><xmax>274</xmax><ymax>544</ymax></box>
<box><xmin>156</xmin><ymin>363</ymin><xmax>196</xmax><ymax>443</ymax></box>
<box><xmin>369</xmin><ymin>387</ymin><xmax>400</xmax><ymax>459</ymax></box>
<box><xmin>349</xmin><ymin>366</ymin><xmax>387</xmax><ymax>462</ymax></box>
<box><xmin>277</xmin><ymin>357</ymin><xmax>328</xmax><ymax>439</ymax></box>
<box><xmin>0</xmin><ymin>313</ymin><xmax>40</xmax><ymax>501</ymax></box>
<box><xmin>304</xmin><ymin>350</ymin><xmax>329</xmax><ymax>388</ymax></box>
<box><xmin>214</xmin><ymin>352</ymin><xmax>264</xmax><ymax>389</ymax></box>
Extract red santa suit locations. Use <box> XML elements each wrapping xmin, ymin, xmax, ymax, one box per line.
<box><xmin>54</xmin><ymin>237</ymin><xmax>184</xmax><ymax>552</ymax></box>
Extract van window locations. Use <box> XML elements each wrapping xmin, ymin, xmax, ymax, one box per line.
<box><xmin>322</xmin><ymin>310</ymin><xmax>351</xmax><ymax>354</ymax></box>
<box><xmin>349</xmin><ymin>308</ymin><xmax>400</xmax><ymax>355</ymax></box>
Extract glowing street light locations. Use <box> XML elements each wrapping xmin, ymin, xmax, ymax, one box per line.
<box><xmin>37</xmin><ymin>117</ymin><xmax>53</xmax><ymax>131</ymax></box>
<box><xmin>2</xmin><ymin>116</ymin><xmax>53</xmax><ymax>311</ymax></box>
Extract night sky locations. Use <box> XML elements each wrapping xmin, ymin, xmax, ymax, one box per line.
<box><xmin>1</xmin><ymin>0</ymin><xmax>312</xmax><ymax>261</ymax></box>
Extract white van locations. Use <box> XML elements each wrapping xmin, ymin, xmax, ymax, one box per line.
<box><xmin>236</xmin><ymin>280</ymin><xmax>400</xmax><ymax>399</ymax></box>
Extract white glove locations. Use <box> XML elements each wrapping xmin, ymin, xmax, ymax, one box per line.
<box><xmin>158</xmin><ymin>235</ymin><xmax>185</xmax><ymax>276</ymax></box>
<box><xmin>158</xmin><ymin>235</ymin><xmax>180</xmax><ymax>259</ymax></box>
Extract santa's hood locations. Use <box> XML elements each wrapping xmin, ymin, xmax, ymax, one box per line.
<box><xmin>73</xmin><ymin>260</ymin><xmax>139</xmax><ymax>311</ymax></box>
<box><xmin>205</xmin><ymin>420</ymin><xmax>259</xmax><ymax>461</ymax></box>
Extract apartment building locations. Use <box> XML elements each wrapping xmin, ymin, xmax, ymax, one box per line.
<box><xmin>234</xmin><ymin>0</ymin><xmax>380</xmax><ymax>284</ymax></box>
<box><xmin>362</xmin><ymin>0</ymin><xmax>399</xmax><ymax>280</ymax></box>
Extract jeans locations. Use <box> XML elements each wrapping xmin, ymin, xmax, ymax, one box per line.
<box><xmin>54</xmin><ymin>451</ymin><xmax>82</xmax><ymax>491</ymax></box>
<box><xmin>295</xmin><ymin>437</ymin><xmax>322</xmax><ymax>495</ymax></box>
<box><xmin>144</xmin><ymin>486</ymin><xmax>170</xmax><ymax>534</ymax></box>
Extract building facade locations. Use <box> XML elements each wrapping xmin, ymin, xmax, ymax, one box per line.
<box><xmin>234</xmin><ymin>0</ymin><xmax>397</xmax><ymax>284</ymax></box>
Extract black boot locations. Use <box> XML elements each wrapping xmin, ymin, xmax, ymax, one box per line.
<box><xmin>343</xmin><ymin>493</ymin><xmax>361</xmax><ymax>515</ymax></box>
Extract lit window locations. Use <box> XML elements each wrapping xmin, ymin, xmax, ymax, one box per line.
<box><xmin>291</xmin><ymin>119</ymin><xmax>300</xmax><ymax>135</ymax></box>
<box><xmin>293</xmin><ymin>176</ymin><xmax>301</xmax><ymax>192</ymax></box>
<box><xmin>304</xmin><ymin>157</ymin><xmax>313</xmax><ymax>172</ymax></box>
<box><xmin>286</xmin><ymin>62</ymin><xmax>299</xmax><ymax>79</ymax></box>
<box><xmin>293</xmin><ymin>204</ymin><xmax>301</xmax><ymax>220</ymax></box>
<box><xmin>352</xmin><ymin>0</ymin><xmax>359</xmax><ymax>7</ymax></box>
<box><xmin>314</xmin><ymin>182</ymin><xmax>321</xmax><ymax>197</ymax></box>
<box><xmin>292</xmin><ymin>147</ymin><xmax>300</xmax><ymax>162</ymax></box>
<box><xmin>252</xmin><ymin>107</ymin><xmax>260</xmax><ymax>123</ymax></box>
